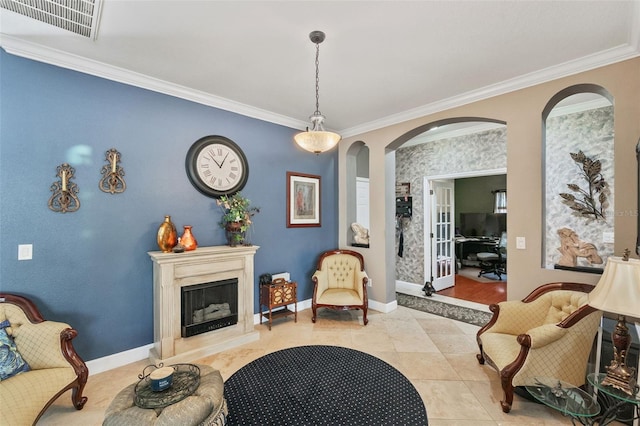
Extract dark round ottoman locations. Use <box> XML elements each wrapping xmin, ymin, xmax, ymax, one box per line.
<box><xmin>103</xmin><ymin>364</ymin><xmax>227</xmax><ymax>426</ymax></box>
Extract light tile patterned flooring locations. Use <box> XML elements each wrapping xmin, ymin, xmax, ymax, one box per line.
<box><xmin>39</xmin><ymin>306</ymin><xmax>579</xmax><ymax>425</ymax></box>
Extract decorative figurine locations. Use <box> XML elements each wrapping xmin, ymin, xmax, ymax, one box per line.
<box><xmin>557</xmin><ymin>228</ymin><xmax>603</xmax><ymax>267</ymax></box>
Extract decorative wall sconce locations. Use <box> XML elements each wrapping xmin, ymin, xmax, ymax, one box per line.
<box><xmin>48</xmin><ymin>163</ymin><xmax>80</xmax><ymax>213</ymax></box>
<box><xmin>99</xmin><ymin>148</ymin><xmax>126</xmax><ymax>194</ymax></box>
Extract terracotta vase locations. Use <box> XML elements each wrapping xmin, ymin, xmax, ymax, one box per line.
<box><xmin>225</xmin><ymin>221</ymin><xmax>245</xmax><ymax>247</ymax></box>
<box><xmin>157</xmin><ymin>215</ymin><xmax>177</xmax><ymax>253</ymax></box>
<box><xmin>181</xmin><ymin>225</ymin><xmax>198</xmax><ymax>251</ymax></box>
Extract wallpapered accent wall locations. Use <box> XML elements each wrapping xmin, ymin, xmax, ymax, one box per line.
<box><xmin>544</xmin><ymin>106</ymin><xmax>614</xmax><ymax>269</ymax></box>
<box><xmin>395</xmin><ymin>127</ymin><xmax>507</xmax><ymax>285</ymax></box>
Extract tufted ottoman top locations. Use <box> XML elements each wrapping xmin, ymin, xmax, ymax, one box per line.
<box><xmin>103</xmin><ymin>364</ymin><xmax>227</xmax><ymax>426</ymax></box>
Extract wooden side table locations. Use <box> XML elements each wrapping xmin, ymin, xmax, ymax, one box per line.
<box><xmin>259</xmin><ymin>278</ymin><xmax>297</xmax><ymax>330</ymax></box>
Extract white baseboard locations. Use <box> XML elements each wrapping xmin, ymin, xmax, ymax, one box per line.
<box><xmin>86</xmin><ymin>343</ymin><xmax>154</xmax><ymax>375</ymax></box>
<box><xmin>369</xmin><ymin>298</ymin><xmax>398</xmax><ymax>313</ymax></box>
<box><xmin>87</xmin><ymin>297</ymin><xmax>395</xmax><ymax>375</ymax></box>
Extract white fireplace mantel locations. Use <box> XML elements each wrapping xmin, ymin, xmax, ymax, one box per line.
<box><xmin>148</xmin><ymin>245</ymin><xmax>260</xmax><ymax>363</ymax></box>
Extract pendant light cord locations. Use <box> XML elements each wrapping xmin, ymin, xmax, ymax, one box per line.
<box><xmin>315</xmin><ymin>41</ymin><xmax>321</xmax><ymax>115</ymax></box>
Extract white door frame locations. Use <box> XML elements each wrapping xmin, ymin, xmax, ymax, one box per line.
<box><xmin>423</xmin><ymin>168</ymin><xmax>506</xmax><ymax>288</ymax></box>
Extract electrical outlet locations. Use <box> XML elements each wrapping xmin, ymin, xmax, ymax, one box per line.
<box><xmin>516</xmin><ymin>237</ymin><xmax>526</xmax><ymax>250</ymax></box>
<box><xmin>367</xmin><ymin>278</ymin><xmax>373</xmax><ymax>287</ymax></box>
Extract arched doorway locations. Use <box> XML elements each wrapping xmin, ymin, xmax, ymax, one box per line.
<box><xmin>389</xmin><ymin>117</ymin><xmax>507</xmax><ymax>306</ymax></box>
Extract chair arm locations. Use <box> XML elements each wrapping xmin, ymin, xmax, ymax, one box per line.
<box><xmin>355</xmin><ymin>269</ymin><xmax>368</xmax><ymax>299</ymax></box>
<box><xmin>312</xmin><ymin>268</ymin><xmax>328</xmax><ymax>295</ymax></box>
<box><xmin>13</xmin><ymin>320</ymin><xmax>77</xmax><ymax>369</ymax></box>
<box><xmin>518</xmin><ymin>324</ymin><xmax>567</xmax><ymax>349</ymax></box>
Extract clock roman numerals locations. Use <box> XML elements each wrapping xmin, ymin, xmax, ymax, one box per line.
<box><xmin>187</xmin><ymin>136</ymin><xmax>248</xmax><ymax>197</ymax></box>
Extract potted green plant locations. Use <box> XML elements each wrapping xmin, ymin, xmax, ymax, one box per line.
<box><xmin>216</xmin><ymin>192</ymin><xmax>260</xmax><ymax>246</ymax></box>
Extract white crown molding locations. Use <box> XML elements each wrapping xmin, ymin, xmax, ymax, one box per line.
<box><xmin>1</xmin><ymin>32</ymin><xmax>638</xmax><ymax>139</ymax></box>
<box><xmin>341</xmin><ymin>43</ymin><xmax>640</xmax><ymax>138</ymax></box>
<box><xmin>0</xmin><ymin>35</ymin><xmax>309</xmax><ymax>131</ymax></box>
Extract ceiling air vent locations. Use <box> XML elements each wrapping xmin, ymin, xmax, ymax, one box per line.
<box><xmin>0</xmin><ymin>0</ymin><xmax>103</xmax><ymax>39</ymax></box>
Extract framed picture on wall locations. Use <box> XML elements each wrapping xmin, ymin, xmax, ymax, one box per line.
<box><xmin>287</xmin><ymin>171</ymin><xmax>321</xmax><ymax>227</ymax></box>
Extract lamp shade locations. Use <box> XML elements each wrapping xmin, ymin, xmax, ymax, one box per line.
<box><xmin>294</xmin><ymin>130</ymin><xmax>341</xmax><ymax>154</ymax></box>
<box><xmin>588</xmin><ymin>256</ymin><xmax>640</xmax><ymax>318</ymax></box>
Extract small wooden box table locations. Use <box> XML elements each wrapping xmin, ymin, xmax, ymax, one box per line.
<box><xmin>259</xmin><ymin>278</ymin><xmax>297</xmax><ymax>330</ymax></box>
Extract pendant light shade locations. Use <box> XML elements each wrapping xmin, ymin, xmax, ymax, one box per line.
<box><xmin>294</xmin><ymin>31</ymin><xmax>341</xmax><ymax>154</ymax></box>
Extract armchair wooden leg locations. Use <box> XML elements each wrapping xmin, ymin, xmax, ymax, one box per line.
<box><xmin>72</xmin><ymin>382</ymin><xmax>88</xmax><ymax>410</ymax></box>
<box><xmin>500</xmin><ymin>376</ymin><xmax>514</xmax><ymax>413</ymax></box>
<box><xmin>312</xmin><ymin>306</ymin><xmax>317</xmax><ymax>323</ymax></box>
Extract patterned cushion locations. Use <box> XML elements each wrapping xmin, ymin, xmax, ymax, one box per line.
<box><xmin>543</xmin><ymin>291</ymin><xmax>588</xmax><ymax>324</ymax></box>
<box><xmin>0</xmin><ymin>320</ymin><xmax>30</xmax><ymax>380</ymax></box>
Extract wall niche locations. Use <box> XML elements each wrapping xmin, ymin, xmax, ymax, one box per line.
<box><xmin>542</xmin><ymin>85</ymin><xmax>614</xmax><ymax>272</ymax></box>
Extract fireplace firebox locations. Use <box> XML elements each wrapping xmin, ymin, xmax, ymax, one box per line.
<box><xmin>181</xmin><ymin>279</ymin><xmax>238</xmax><ymax>337</ymax></box>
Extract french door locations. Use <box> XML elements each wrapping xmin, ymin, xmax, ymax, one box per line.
<box><xmin>430</xmin><ymin>180</ymin><xmax>455</xmax><ymax>291</ymax></box>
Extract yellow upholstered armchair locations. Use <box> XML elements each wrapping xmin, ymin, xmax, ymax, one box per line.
<box><xmin>0</xmin><ymin>293</ymin><xmax>88</xmax><ymax>425</ymax></box>
<box><xmin>312</xmin><ymin>249</ymin><xmax>369</xmax><ymax>325</ymax></box>
<box><xmin>476</xmin><ymin>282</ymin><xmax>601</xmax><ymax>413</ymax></box>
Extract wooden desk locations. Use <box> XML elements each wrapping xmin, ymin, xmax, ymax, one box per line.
<box><xmin>455</xmin><ymin>238</ymin><xmax>497</xmax><ymax>268</ymax></box>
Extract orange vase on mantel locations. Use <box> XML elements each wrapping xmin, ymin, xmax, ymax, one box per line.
<box><xmin>157</xmin><ymin>215</ymin><xmax>178</xmax><ymax>253</ymax></box>
<box><xmin>180</xmin><ymin>225</ymin><xmax>198</xmax><ymax>251</ymax></box>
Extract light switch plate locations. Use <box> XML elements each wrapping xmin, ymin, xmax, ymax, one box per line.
<box><xmin>18</xmin><ymin>244</ymin><xmax>33</xmax><ymax>260</ymax></box>
<box><xmin>516</xmin><ymin>237</ymin><xmax>526</xmax><ymax>250</ymax></box>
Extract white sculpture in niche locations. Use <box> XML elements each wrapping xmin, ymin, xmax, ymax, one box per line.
<box><xmin>557</xmin><ymin>227</ymin><xmax>603</xmax><ymax>267</ymax></box>
<box><xmin>351</xmin><ymin>223</ymin><xmax>370</xmax><ymax>246</ymax></box>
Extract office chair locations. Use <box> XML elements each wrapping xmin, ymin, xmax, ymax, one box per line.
<box><xmin>477</xmin><ymin>232</ymin><xmax>507</xmax><ymax>280</ymax></box>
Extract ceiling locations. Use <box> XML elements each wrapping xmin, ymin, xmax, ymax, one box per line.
<box><xmin>1</xmin><ymin>1</ymin><xmax>639</xmax><ymax>138</ymax></box>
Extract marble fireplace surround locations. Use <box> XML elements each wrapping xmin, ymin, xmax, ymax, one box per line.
<box><xmin>148</xmin><ymin>245</ymin><xmax>259</xmax><ymax>364</ymax></box>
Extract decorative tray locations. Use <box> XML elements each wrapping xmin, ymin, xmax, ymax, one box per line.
<box><xmin>134</xmin><ymin>363</ymin><xmax>200</xmax><ymax>409</ymax></box>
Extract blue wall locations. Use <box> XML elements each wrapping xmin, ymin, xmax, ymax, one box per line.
<box><xmin>0</xmin><ymin>50</ymin><xmax>338</xmax><ymax>361</ymax></box>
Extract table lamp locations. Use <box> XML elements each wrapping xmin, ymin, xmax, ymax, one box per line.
<box><xmin>588</xmin><ymin>249</ymin><xmax>640</xmax><ymax>395</ymax></box>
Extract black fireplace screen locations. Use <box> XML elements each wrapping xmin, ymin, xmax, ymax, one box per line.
<box><xmin>181</xmin><ymin>278</ymin><xmax>238</xmax><ymax>337</ymax></box>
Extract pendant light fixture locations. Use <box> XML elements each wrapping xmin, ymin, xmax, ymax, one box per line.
<box><xmin>294</xmin><ymin>31</ymin><xmax>341</xmax><ymax>154</ymax></box>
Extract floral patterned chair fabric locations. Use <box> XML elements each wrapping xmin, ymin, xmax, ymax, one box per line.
<box><xmin>311</xmin><ymin>249</ymin><xmax>369</xmax><ymax>325</ymax></box>
<box><xmin>476</xmin><ymin>282</ymin><xmax>601</xmax><ymax>413</ymax></box>
<box><xmin>0</xmin><ymin>293</ymin><xmax>88</xmax><ymax>425</ymax></box>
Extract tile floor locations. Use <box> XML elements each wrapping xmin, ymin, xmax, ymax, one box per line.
<box><xmin>38</xmin><ymin>301</ymin><xmax>585</xmax><ymax>425</ymax></box>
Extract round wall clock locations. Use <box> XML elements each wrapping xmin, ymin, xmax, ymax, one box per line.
<box><xmin>185</xmin><ymin>135</ymin><xmax>249</xmax><ymax>198</ymax></box>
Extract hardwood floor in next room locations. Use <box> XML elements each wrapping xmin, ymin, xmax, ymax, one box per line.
<box><xmin>437</xmin><ymin>268</ymin><xmax>507</xmax><ymax>305</ymax></box>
